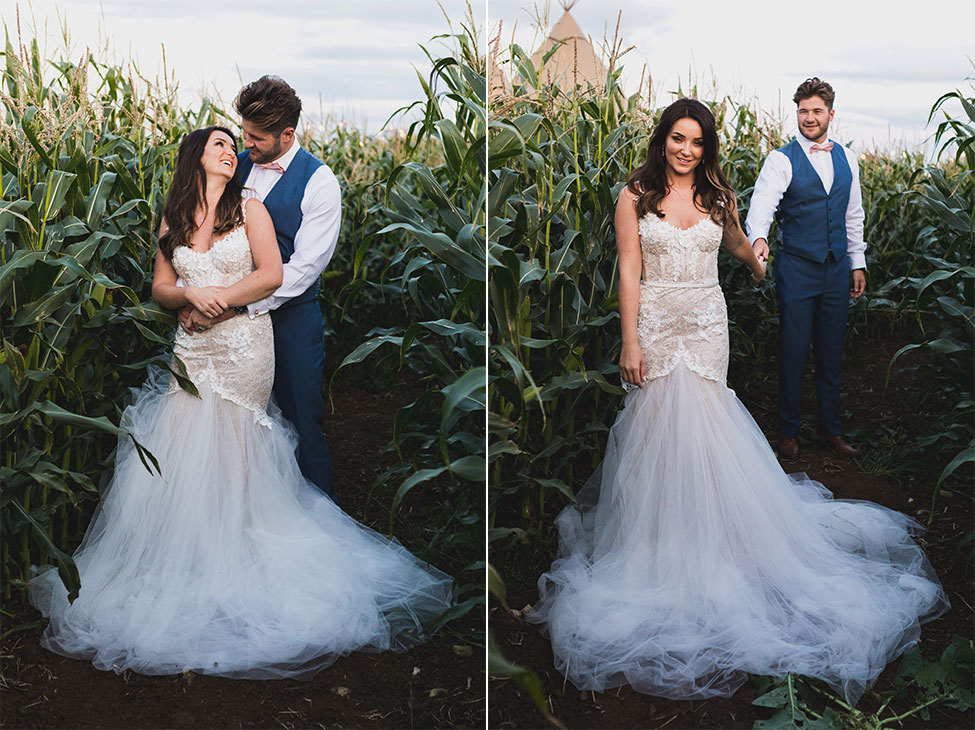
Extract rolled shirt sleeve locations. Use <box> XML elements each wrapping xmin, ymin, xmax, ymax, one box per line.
<box><xmin>248</xmin><ymin>166</ymin><xmax>342</xmax><ymax>316</ymax></box>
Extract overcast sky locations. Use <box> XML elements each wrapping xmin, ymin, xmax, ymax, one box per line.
<box><xmin>491</xmin><ymin>0</ymin><xmax>973</xmax><ymax>154</ymax></box>
<box><xmin>1</xmin><ymin>0</ymin><xmax>479</xmax><ymax>134</ymax></box>
<box><xmin>4</xmin><ymin>1</ymin><xmax>972</xmax><ymax>152</ymax></box>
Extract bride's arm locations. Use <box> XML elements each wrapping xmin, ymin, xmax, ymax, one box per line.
<box><xmin>616</xmin><ymin>188</ymin><xmax>645</xmax><ymax>387</ymax></box>
<box><xmin>151</xmin><ymin>246</ymin><xmax>187</xmax><ymax>309</ymax></box>
<box><xmin>217</xmin><ymin>199</ymin><xmax>283</xmax><ymax>309</ymax></box>
<box><xmin>720</xmin><ymin>198</ymin><xmax>766</xmax><ymax>284</ymax></box>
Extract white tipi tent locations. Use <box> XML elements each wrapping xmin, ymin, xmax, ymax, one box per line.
<box><xmin>529</xmin><ymin>1</ymin><xmax>606</xmax><ymax>90</ymax></box>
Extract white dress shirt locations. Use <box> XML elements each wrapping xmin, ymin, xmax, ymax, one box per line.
<box><xmin>242</xmin><ymin>142</ymin><xmax>342</xmax><ymax>316</ymax></box>
<box><xmin>745</xmin><ymin>132</ymin><xmax>866</xmax><ymax>270</ymax></box>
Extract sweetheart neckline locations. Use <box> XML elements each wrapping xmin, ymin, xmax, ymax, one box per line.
<box><xmin>644</xmin><ymin>214</ymin><xmax>714</xmax><ymax>233</ymax></box>
<box><xmin>181</xmin><ymin>225</ymin><xmax>246</xmax><ymax>256</ymax></box>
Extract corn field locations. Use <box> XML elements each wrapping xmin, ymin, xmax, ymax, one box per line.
<box><xmin>485</xmin><ymin>29</ymin><xmax>973</xmax><ymax>721</ymax></box>
<box><xmin>1</xmin><ymin>37</ymin><xmax>208</xmax><ymax>600</ymax></box>
<box><xmin>487</xmin><ymin>44</ymin><xmax>974</xmax><ymax>570</ymax></box>
<box><xmin>485</xmin><ymin>30</ymin><xmax>974</xmax><ymax>693</ymax></box>
<box><xmin>332</xmin><ymin>19</ymin><xmax>488</xmax><ymax>629</ymax></box>
<box><xmin>2</xmin><ymin>6</ymin><xmax>973</xmax><ymax>721</ymax></box>
<box><xmin>0</xmin><ymin>20</ymin><xmax>486</xmax><ymax>634</ymax></box>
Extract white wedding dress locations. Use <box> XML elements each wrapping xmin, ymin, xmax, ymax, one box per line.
<box><xmin>30</xmin><ymin>218</ymin><xmax>453</xmax><ymax>678</ymax></box>
<box><xmin>527</xmin><ymin>213</ymin><xmax>948</xmax><ymax>703</ymax></box>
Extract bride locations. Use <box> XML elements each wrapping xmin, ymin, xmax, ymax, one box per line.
<box><xmin>527</xmin><ymin>99</ymin><xmax>948</xmax><ymax>703</ymax></box>
<box><xmin>29</xmin><ymin>126</ymin><xmax>453</xmax><ymax>679</ymax></box>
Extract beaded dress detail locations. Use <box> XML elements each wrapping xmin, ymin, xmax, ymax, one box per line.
<box><xmin>528</xmin><ymin>207</ymin><xmax>948</xmax><ymax>703</ymax></box>
<box><xmin>30</xmin><ymin>205</ymin><xmax>453</xmax><ymax>679</ymax></box>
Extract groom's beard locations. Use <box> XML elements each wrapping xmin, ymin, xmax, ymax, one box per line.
<box><xmin>247</xmin><ymin>138</ymin><xmax>284</xmax><ymax>164</ymax></box>
<box><xmin>799</xmin><ymin>119</ymin><xmax>829</xmax><ymax>142</ymax></box>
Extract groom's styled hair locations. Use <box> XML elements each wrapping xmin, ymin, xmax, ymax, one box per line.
<box><xmin>793</xmin><ymin>78</ymin><xmax>835</xmax><ymax>109</ymax></box>
<box><xmin>234</xmin><ymin>76</ymin><xmax>302</xmax><ymax>135</ymax></box>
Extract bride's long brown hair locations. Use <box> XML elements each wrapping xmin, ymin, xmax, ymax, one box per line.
<box><xmin>158</xmin><ymin>126</ymin><xmax>244</xmax><ymax>259</ymax></box>
<box><xmin>626</xmin><ymin>98</ymin><xmax>736</xmax><ymax>228</ymax></box>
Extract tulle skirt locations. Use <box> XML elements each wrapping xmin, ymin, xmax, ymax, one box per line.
<box><xmin>30</xmin><ymin>371</ymin><xmax>453</xmax><ymax>679</ymax></box>
<box><xmin>528</xmin><ymin>363</ymin><xmax>948</xmax><ymax>703</ymax></box>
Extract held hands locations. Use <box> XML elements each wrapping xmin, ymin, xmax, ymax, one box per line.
<box><xmin>619</xmin><ymin>341</ymin><xmax>646</xmax><ymax>388</ymax></box>
<box><xmin>178</xmin><ymin>305</ymin><xmax>214</xmax><ymax>335</ymax></box>
<box><xmin>179</xmin><ymin>304</ymin><xmax>238</xmax><ymax>335</ymax></box>
<box><xmin>752</xmin><ymin>238</ymin><xmax>770</xmax><ymax>263</ymax></box>
<box><xmin>185</xmin><ymin>286</ymin><xmax>228</xmax><ymax>319</ymax></box>
<box><xmin>177</xmin><ymin>304</ymin><xmax>195</xmax><ymax>334</ymax></box>
<box><xmin>751</xmin><ymin>258</ymin><xmax>767</xmax><ymax>285</ymax></box>
<box><xmin>749</xmin><ymin>238</ymin><xmax>768</xmax><ymax>284</ymax></box>
<box><xmin>851</xmin><ymin>269</ymin><xmax>866</xmax><ymax>299</ymax></box>
<box><xmin>188</xmin><ymin>308</ymin><xmax>215</xmax><ymax>333</ymax></box>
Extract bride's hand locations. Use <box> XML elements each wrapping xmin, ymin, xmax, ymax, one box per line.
<box><xmin>751</xmin><ymin>258</ymin><xmax>767</xmax><ymax>285</ymax></box>
<box><xmin>186</xmin><ymin>308</ymin><xmax>214</xmax><ymax>334</ymax></box>
<box><xmin>185</xmin><ymin>286</ymin><xmax>228</xmax><ymax>319</ymax></box>
<box><xmin>619</xmin><ymin>341</ymin><xmax>646</xmax><ymax>388</ymax></box>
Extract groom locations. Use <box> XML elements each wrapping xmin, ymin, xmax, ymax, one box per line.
<box><xmin>746</xmin><ymin>77</ymin><xmax>866</xmax><ymax>460</ymax></box>
<box><xmin>184</xmin><ymin>76</ymin><xmax>341</xmax><ymax>502</ymax></box>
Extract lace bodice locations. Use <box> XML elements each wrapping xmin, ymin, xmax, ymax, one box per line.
<box><xmin>170</xmin><ymin>221</ymin><xmax>274</xmax><ymax>426</ymax></box>
<box><xmin>635</xmin><ymin>215</ymin><xmax>729</xmax><ymax>383</ymax></box>
<box><xmin>638</xmin><ymin>215</ymin><xmax>721</xmax><ymax>286</ymax></box>
<box><xmin>172</xmin><ymin>225</ymin><xmax>257</xmax><ymax>289</ymax></box>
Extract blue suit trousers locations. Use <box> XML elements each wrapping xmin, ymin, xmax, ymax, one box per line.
<box><xmin>773</xmin><ymin>251</ymin><xmax>849</xmax><ymax>438</ymax></box>
<box><xmin>270</xmin><ymin>300</ymin><xmax>337</xmax><ymax>503</ymax></box>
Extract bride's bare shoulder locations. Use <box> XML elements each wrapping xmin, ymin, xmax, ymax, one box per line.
<box><xmin>243</xmin><ymin>196</ymin><xmax>266</xmax><ymax>214</ymax></box>
<box><xmin>619</xmin><ymin>182</ymin><xmax>642</xmax><ymax>199</ymax></box>
<box><xmin>617</xmin><ymin>183</ymin><xmax>642</xmax><ymax>212</ymax></box>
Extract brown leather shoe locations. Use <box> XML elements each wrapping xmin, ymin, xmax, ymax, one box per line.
<box><xmin>820</xmin><ymin>432</ymin><xmax>859</xmax><ymax>456</ymax></box>
<box><xmin>777</xmin><ymin>435</ymin><xmax>799</xmax><ymax>459</ymax></box>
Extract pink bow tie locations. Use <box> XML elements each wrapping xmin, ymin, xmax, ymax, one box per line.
<box><xmin>809</xmin><ymin>141</ymin><xmax>834</xmax><ymax>153</ymax></box>
<box><xmin>257</xmin><ymin>162</ymin><xmax>285</xmax><ymax>174</ymax></box>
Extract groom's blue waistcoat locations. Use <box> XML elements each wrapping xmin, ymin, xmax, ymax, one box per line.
<box><xmin>237</xmin><ymin>147</ymin><xmax>323</xmax><ymax>309</ymax></box>
<box><xmin>775</xmin><ymin>139</ymin><xmax>851</xmax><ymax>263</ymax></box>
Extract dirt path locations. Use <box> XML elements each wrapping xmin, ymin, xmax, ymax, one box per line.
<box><xmin>489</xmin><ymin>336</ymin><xmax>973</xmax><ymax>729</ymax></box>
<box><xmin>1</xmin><ymin>379</ymin><xmax>485</xmax><ymax>730</ymax></box>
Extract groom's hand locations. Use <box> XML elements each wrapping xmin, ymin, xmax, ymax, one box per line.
<box><xmin>186</xmin><ymin>308</ymin><xmax>215</xmax><ymax>333</ymax></box>
<box><xmin>851</xmin><ymin>269</ymin><xmax>866</xmax><ymax>299</ymax></box>
<box><xmin>752</xmin><ymin>238</ymin><xmax>770</xmax><ymax>263</ymax></box>
<box><xmin>180</xmin><ymin>305</ymin><xmax>237</xmax><ymax>334</ymax></box>
<box><xmin>177</xmin><ymin>304</ymin><xmax>194</xmax><ymax>335</ymax></box>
